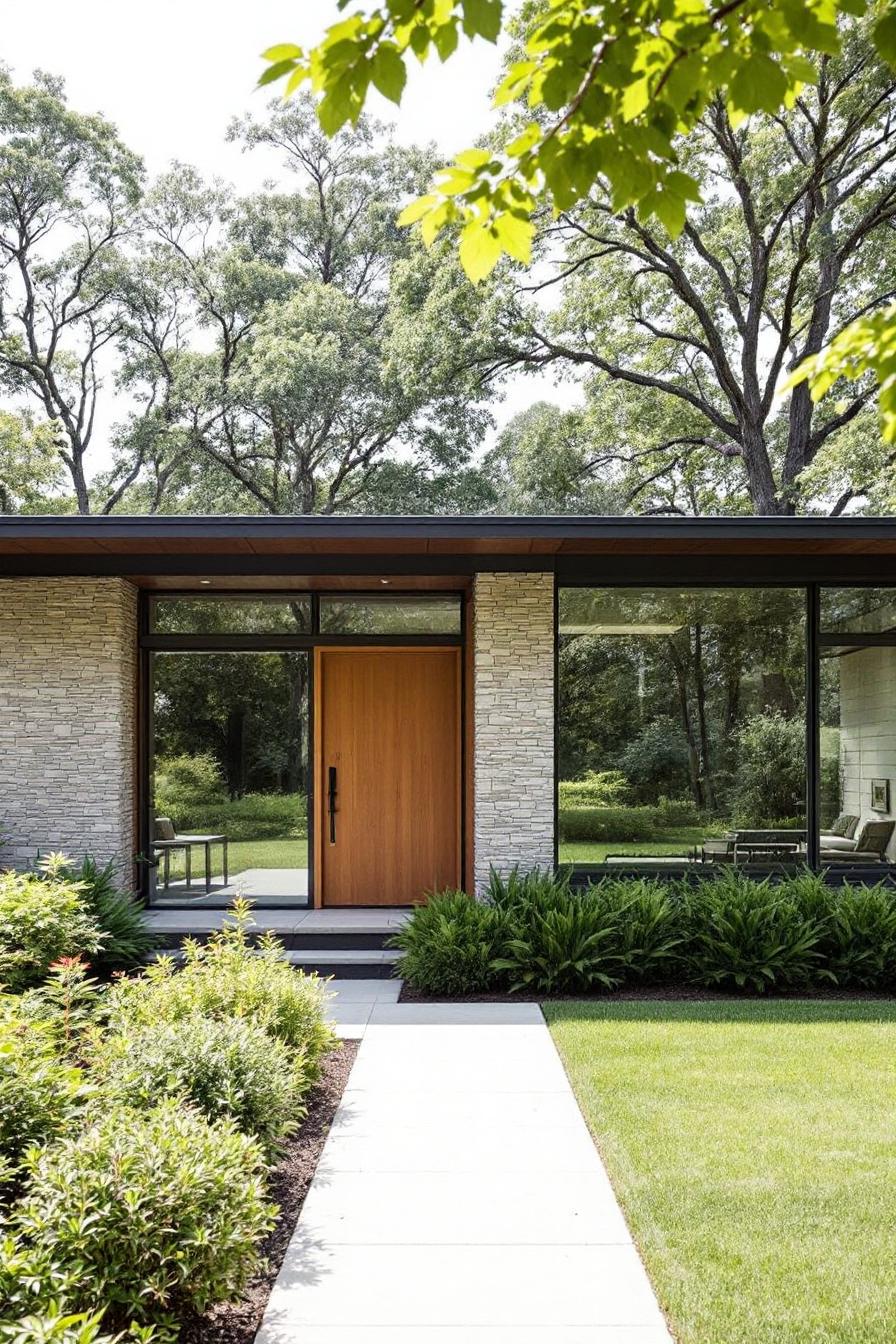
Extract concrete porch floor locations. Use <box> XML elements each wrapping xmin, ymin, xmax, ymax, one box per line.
<box><xmin>152</xmin><ymin>867</ymin><xmax>308</xmax><ymax>907</ymax></box>
<box><xmin>143</xmin><ymin>906</ymin><xmax>413</xmax><ymax>935</ymax></box>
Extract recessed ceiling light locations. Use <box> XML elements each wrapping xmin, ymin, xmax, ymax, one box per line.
<box><xmin>380</xmin><ymin>578</ymin><xmax>390</xmax><ymax>585</ymax></box>
<box><xmin>199</xmin><ymin>579</ymin><xmax>212</xmax><ymax>586</ymax></box>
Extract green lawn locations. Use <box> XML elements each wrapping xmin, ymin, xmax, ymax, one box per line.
<box><xmin>158</xmin><ymin>837</ymin><xmax>308</xmax><ymax>881</ymax></box>
<box><xmin>545</xmin><ymin>1001</ymin><xmax>896</xmax><ymax>1344</ymax></box>
<box><xmin>560</xmin><ymin>827</ymin><xmax>706</xmax><ymax>863</ymax></box>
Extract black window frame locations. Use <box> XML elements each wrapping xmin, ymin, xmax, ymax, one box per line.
<box><xmin>138</xmin><ymin>588</ymin><xmax>466</xmax><ymax>906</ymax></box>
<box><xmin>554</xmin><ymin>578</ymin><xmax>896</xmax><ymax>883</ymax></box>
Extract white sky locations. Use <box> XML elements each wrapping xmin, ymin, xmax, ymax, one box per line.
<box><xmin>3</xmin><ymin>0</ymin><xmax>582</xmax><ymax>470</ymax></box>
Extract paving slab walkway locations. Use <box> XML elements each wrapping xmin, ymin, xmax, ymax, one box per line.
<box><xmin>256</xmin><ymin>998</ymin><xmax>672</xmax><ymax>1344</ymax></box>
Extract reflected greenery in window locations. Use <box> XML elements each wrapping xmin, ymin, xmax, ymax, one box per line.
<box><xmin>152</xmin><ymin>597</ymin><xmax>311</xmax><ymax>634</ymax></box>
<box><xmin>151</xmin><ymin>652</ymin><xmax>310</xmax><ymax>895</ymax></box>
<box><xmin>318</xmin><ymin>596</ymin><xmax>460</xmax><ymax>634</ymax></box>
<box><xmin>820</xmin><ymin>587</ymin><xmax>896</xmax><ymax>635</ymax></box>
<box><xmin>558</xmin><ymin>588</ymin><xmax>807</xmax><ymax>868</ymax></box>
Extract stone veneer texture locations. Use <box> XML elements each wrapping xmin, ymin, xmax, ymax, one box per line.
<box><xmin>0</xmin><ymin>578</ymin><xmax>138</xmax><ymax>869</ymax></box>
<box><xmin>473</xmin><ymin>571</ymin><xmax>555</xmax><ymax>891</ymax></box>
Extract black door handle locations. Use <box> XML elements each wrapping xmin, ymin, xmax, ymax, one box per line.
<box><xmin>328</xmin><ymin>766</ymin><xmax>337</xmax><ymax>844</ymax></box>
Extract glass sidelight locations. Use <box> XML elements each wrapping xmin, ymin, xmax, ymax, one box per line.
<box><xmin>149</xmin><ymin>651</ymin><xmax>311</xmax><ymax>902</ymax></box>
<box><xmin>818</xmin><ymin>588</ymin><xmax>896</xmax><ymax>869</ymax></box>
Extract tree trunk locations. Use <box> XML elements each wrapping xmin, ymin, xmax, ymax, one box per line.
<box><xmin>667</xmin><ymin>638</ymin><xmax>704</xmax><ymax>809</ymax></box>
<box><xmin>693</xmin><ymin>625</ymin><xmax>716</xmax><ymax>811</ymax></box>
<box><xmin>283</xmin><ymin>653</ymin><xmax>308</xmax><ymax>794</ymax></box>
<box><xmin>740</xmin><ymin>421</ymin><xmax>788</xmax><ymax>515</ymax></box>
<box><xmin>225</xmin><ymin>707</ymin><xmax>247</xmax><ymax>798</ymax></box>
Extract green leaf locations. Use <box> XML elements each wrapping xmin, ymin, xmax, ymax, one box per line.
<box><xmin>458</xmin><ymin>220</ymin><xmax>503</xmax><ymax>282</ymax></box>
<box><xmin>874</xmin><ymin>9</ymin><xmax>896</xmax><ymax>67</ymax></box>
<box><xmin>317</xmin><ymin>67</ymin><xmax>367</xmax><ymax>134</ymax></box>
<box><xmin>506</xmin><ymin>123</ymin><xmax>542</xmax><ymax>157</ymax></box>
<box><xmin>455</xmin><ymin>147</ymin><xmax>493</xmax><ymax>170</ymax></box>
<box><xmin>460</xmin><ymin>0</ymin><xmax>502</xmax><ymax>42</ymax></box>
<box><xmin>260</xmin><ymin>44</ymin><xmax>303</xmax><ymax>62</ymax></box>
<box><xmin>493</xmin><ymin>60</ymin><xmax>536</xmax><ymax>107</ymax></box>
<box><xmin>258</xmin><ymin>58</ymin><xmax>299</xmax><ymax>89</ymax></box>
<box><xmin>433</xmin><ymin>22</ymin><xmax>459</xmax><ymax>61</ymax></box>
<box><xmin>397</xmin><ymin>193</ymin><xmax>438</xmax><ymax>226</ymax></box>
<box><xmin>494</xmin><ymin>210</ymin><xmax>535</xmax><ymax>264</ymax></box>
<box><xmin>622</xmin><ymin>76</ymin><xmax>651</xmax><ymax>122</ymax></box>
<box><xmin>371</xmin><ymin>43</ymin><xmax>407</xmax><ymax>103</ymax></box>
<box><xmin>728</xmin><ymin>51</ymin><xmax>790</xmax><ymax>116</ymax></box>
<box><xmin>284</xmin><ymin>67</ymin><xmax>307</xmax><ymax>98</ymax></box>
<box><xmin>652</xmin><ymin>187</ymin><xmax>687</xmax><ymax>238</ymax></box>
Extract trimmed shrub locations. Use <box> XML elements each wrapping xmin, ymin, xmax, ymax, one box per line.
<box><xmin>789</xmin><ymin>874</ymin><xmax>896</xmax><ymax>989</ymax></box>
<box><xmin>590</xmin><ymin>878</ymin><xmax>682</xmax><ymax>981</ymax></box>
<box><xmin>181</xmin><ymin>791</ymin><xmax>309</xmax><ymax>841</ymax></box>
<box><xmin>651</xmin><ymin>796</ymin><xmax>700</xmax><ymax>828</ymax></box>
<box><xmin>0</xmin><ymin>1004</ymin><xmax>84</xmax><ymax>1190</ymax></box>
<box><xmin>154</xmin><ymin>751</ymin><xmax>226</xmax><ymax>817</ymax></box>
<box><xmin>96</xmin><ymin>1014</ymin><xmax>309</xmax><ymax>1153</ymax></box>
<box><xmin>679</xmin><ymin>871</ymin><xmax>828</xmax><ymax>992</ymax></box>
<box><xmin>559</xmin><ymin>806</ymin><xmax>655</xmax><ymax>843</ymax></box>
<box><xmin>105</xmin><ymin>900</ymin><xmax>334</xmax><ymax>1073</ymax></box>
<box><xmin>0</xmin><ymin>871</ymin><xmax>103</xmax><ymax>992</ymax></box>
<box><xmin>53</xmin><ymin>857</ymin><xmax>155</xmax><ymax>975</ymax></box>
<box><xmin>558</xmin><ymin>771</ymin><xmax>629</xmax><ymax>808</ymax></box>
<box><xmin>493</xmin><ymin>896</ymin><xmax>622</xmax><ymax>994</ymax></box>
<box><xmin>486</xmin><ymin>865</ymin><xmax>573</xmax><ymax>915</ymax></box>
<box><xmin>9</xmin><ymin>1100</ymin><xmax>275</xmax><ymax>1332</ymax></box>
<box><xmin>391</xmin><ymin>891</ymin><xmax>504</xmax><ymax>995</ymax></box>
<box><xmin>559</xmin><ymin>803</ymin><xmax>702</xmax><ymax>844</ymax></box>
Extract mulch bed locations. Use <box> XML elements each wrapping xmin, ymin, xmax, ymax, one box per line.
<box><xmin>398</xmin><ymin>983</ymin><xmax>896</xmax><ymax>1003</ymax></box>
<box><xmin>182</xmin><ymin>1038</ymin><xmax>359</xmax><ymax>1344</ymax></box>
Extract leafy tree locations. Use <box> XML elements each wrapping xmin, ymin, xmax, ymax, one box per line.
<box><xmin>483</xmin><ymin>401</ymin><xmax>625</xmax><ymax>512</ymax></box>
<box><xmin>483</xmin><ymin>29</ymin><xmax>896</xmax><ymax>513</ymax></box>
<box><xmin>262</xmin><ymin>1</ymin><xmax>896</xmax><ymax>451</ymax></box>
<box><xmin>117</xmin><ymin>99</ymin><xmax>495</xmax><ymax>515</ymax></box>
<box><xmin>0</xmin><ymin>409</ymin><xmax>63</xmax><ymax>512</ymax></box>
<box><xmin>261</xmin><ymin>0</ymin><xmax>895</xmax><ymax>270</ymax></box>
<box><xmin>0</xmin><ymin>70</ymin><xmax>143</xmax><ymax>513</ymax></box>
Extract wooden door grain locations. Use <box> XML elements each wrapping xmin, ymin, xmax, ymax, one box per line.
<box><xmin>315</xmin><ymin>648</ymin><xmax>460</xmax><ymax>906</ymax></box>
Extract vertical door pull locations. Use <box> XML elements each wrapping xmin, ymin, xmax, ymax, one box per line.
<box><xmin>328</xmin><ymin>766</ymin><xmax>338</xmax><ymax>844</ymax></box>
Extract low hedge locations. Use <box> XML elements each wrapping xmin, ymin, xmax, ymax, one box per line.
<box><xmin>393</xmin><ymin>868</ymin><xmax>896</xmax><ymax>996</ymax></box>
<box><xmin>559</xmin><ymin>806</ymin><xmax>655</xmax><ymax>843</ymax></box>
<box><xmin>161</xmin><ymin>791</ymin><xmax>308</xmax><ymax>842</ymax></box>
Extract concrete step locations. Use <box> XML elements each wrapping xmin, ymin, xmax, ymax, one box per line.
<box><xmin>286</xmin><ymin>948</ymin><xmax>402</xmax><ymax>979</ymax></box>
<box><xmin>151</xmin><ymin>927</ymin><xmax>397</xmax><ymax>952</ymax></box>
<box><xmin>148</xmin><ymin>945</ymin><xmax>402</xmax><ymax>980</ymax></box>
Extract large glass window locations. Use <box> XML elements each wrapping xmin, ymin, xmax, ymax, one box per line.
<box><xmin>151</xmin><ymin>597</ymin><xmax>311</xmax><ymax>634</ymax></box>
<box><xmin>819</xmin><ymin>587</ymin><xmax>896</xmax><ymax>867</ymax></box>
<box><xmin>558</xmin><ymin>588</ymin><xmax>807</xmax><ymax>868</ymax></box>
<box><xmin>151</xmin><ymin>652</ymin><xmax>310</xmax><ymax>901</ymax></box>
<box><xmin>318</xmin><ymin>595</ymin><xmax>461</xmax><ymax>634</ymax></box>
<box><xmin>820</xmin><ymin>587</ymin><xmax>896</xmax><ymax>636</ymax></box>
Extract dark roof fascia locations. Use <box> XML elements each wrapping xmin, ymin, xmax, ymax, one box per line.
<box><xmin>2</xmin><ymin>514</ymin><xmax>896</xmax><ymax>542</ymax></box>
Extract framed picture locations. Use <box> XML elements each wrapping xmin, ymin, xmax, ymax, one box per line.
<box><xmin>871</xmin><ymin>778</ymin><xmax>890</xmax><ymax>813</ymax></box>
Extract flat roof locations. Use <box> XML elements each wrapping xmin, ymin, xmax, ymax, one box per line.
<box><xmin>1</xmin><ymin>514</ymin><xmax>895</xmax><ymax>583</ymax></box>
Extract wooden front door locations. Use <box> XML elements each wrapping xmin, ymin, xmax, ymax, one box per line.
<box><xmin>315</xmin><ymin>648</ymin><xmax>461</xmax><ymax>906</ymax></box>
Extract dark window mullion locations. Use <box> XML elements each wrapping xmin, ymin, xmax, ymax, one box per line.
<box><xmin>807</xmin><ymin>585</ymin><xmax>821</xmax><ymax>872</ymax></box>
